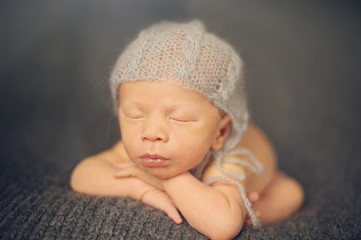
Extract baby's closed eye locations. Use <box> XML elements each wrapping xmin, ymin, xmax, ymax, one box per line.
<box><xmin>121</xmin><ymin>108</ymin><xmax>145</xmax><ymax>120</ymax></box>
<box><xmin>169</xmin><ymin>112</ymin><xmax>198</xmax><ymax>123</ymax></box>
<box><xmin>169</xmin><ymin>117</ymin><xmax>197</xmax><ymax>123</ymax></box>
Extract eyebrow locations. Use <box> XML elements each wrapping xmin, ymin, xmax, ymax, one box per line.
<box><xmin>121</xmin><ymin>98</ymin><xmax>201</xmax><ymax>115</ymax></box>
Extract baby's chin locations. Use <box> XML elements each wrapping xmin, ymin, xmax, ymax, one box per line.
<box><xmin>144</xmin><ymin>167</ymin><xmax>181</xmax><ymax>180</ymax></box>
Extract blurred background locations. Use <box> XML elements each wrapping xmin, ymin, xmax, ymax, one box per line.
<box><xmin>1</xmin><ymin>0</ymin><xmax>360</xmax><ymax>238</ymax></box>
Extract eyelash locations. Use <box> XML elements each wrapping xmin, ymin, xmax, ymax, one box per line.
<box><xmin>122</xmin><ymin>112</ymin><xmax>144</xmax><ymax>120</ymax></box>
<box><xmin>121</xmin><ymin>110</ymin><xmax>195</xmax><ymax>123</ymax></box>
<box><xmin>125</xmin><ymin>116</ymin><xmax>193</xmax><ymax>123</ymax></box>
<box><xmin>170</xmin><ymin>118</ymin><xmax>190</xmax><ymax>123</ymax></box>
<box><xmin>170</xmin><ymin>116</ymin><xmax>198</xmax><ymax>123</ymax></box>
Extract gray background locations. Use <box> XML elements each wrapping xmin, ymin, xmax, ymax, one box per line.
<box><xmin>1</xmin><ymin>0</ymin><xmax>360</xmax><ymax>239</ymax></box>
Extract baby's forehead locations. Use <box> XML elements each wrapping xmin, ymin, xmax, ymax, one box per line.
<box><xmin>118</xmin><ymin>80</ymin><xmax>220</xmax><ymax>110</ymax></box>
<box><xmin>119</xmin><ymin>80</ymin><xmax>208</xmax><ymax>100</ymax></box>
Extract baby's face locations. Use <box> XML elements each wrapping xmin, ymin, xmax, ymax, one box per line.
<box><xmin>118</xmin><ymin>81</ymin><xmax>228</xmax><ymax>179</ymax></box>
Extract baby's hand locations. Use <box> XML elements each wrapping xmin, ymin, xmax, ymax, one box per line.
<box><xmin>141</xmin><ymin>188</ymin><xmax>183</xmax><ymax>224</ymax></box>
<box><xmin>112</xmin><ymin>162</ymin><xmax>183</xmax><ymax>224</ymax></box>
<box><xmin>112</xmin><ymin>162</ymin><xmax>164</xmax><ymax>190</ymax></box>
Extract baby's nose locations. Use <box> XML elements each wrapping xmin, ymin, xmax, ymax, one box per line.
<box><xmin>141</xmin><ymin>118</ymin><xmax>169</xmax><ymax>143</ymax></box>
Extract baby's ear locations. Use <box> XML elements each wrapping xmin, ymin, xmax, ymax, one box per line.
<box><xmin>211</xmin><ymin>115</ymin><xmax>232</xmax><ymax>151</ymax></box>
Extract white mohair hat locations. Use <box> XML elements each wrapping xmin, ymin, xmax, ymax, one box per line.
<box><xmin>110</xmin><ymin>20</ymin><xmax>249</xmax><ymax>153</ymax></box>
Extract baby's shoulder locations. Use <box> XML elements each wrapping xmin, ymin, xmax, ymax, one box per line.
<box><xmin>201</xmin><ymin>159</ymin><xmax>246</xmax><ymax>183</ymax></box>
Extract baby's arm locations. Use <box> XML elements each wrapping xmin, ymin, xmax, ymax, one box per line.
<box><xmin>164</xmin><ymin>172</ymin><xmax>246</xmax><ymax>239</ymax></box>
<box><xmin>113</xmin><ymin>125</ymin><xmax>274</xmax><ymax>239</ymax></box>
<box><xmin>70</xmin><ymin>142</ymin><xmax>182</xmax><ymax>223</ymax></box>
<box><xmin>71</xmin><ymin>153</ymin><xmax>145</xmax><ymax>198</ymax></box>
<box><xmin>114</xmin><ymin>163</ymin><xmax>246</xmax><ymax>239</ymax></box>
<box><xmin>163</xmin><ymin>125</ymin><xmax>277</xmax><ymax>239</ymax></box>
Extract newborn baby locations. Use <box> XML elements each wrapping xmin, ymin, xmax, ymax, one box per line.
<box><xmin>71</xmin><ymin>20</ymin><xmax>304</xmax><ymax>239</ymax></box>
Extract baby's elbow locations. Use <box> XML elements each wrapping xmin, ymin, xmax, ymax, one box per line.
<box><xmin>70</xmin><ymin>158</ymin><xmax>96</xmax><ymax>194</ymax></box>
<box><xmin>207</xmin><ymin>225</ymin><xmax>241</xmax><ymax>240</ymax></box>
<box><xmin>70</xmin><ymin>161</ymin><xmax>86</xmax><ymax>193</ymax></box>
<box><xmin>206</xmin><ymin>216</ymin><xmax>243</xmax><ymax>240</ymax></box>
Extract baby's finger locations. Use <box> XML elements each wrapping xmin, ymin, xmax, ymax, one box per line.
<box><xmin>114</xmin><ymin>168</ymin><xmax>164</xmax><ymax>190</ymax></box>
<box><xmin>113</xmin><ymin>167</ymin><xmax>141</xmax><ymax>178</ymax></box>
<box><xmin>141</xmin><ymin>190</ymin><xmax>183</xmax><ymax>224</ymax></box>
<box><xmin>160</xmin><ymin>200</ymin><xmax>183</xmax><ymax>224</ymax></box>
<box><xmin>167</xmin><ymin>208</ymin><xmax>183</xmax><ymax>224</ymax></box>
<box><xmin>112</xmin><ymin>162</ymin><xmax>136</xmax><ymax>169</ymax></box>
<box><xmin>113</xmin><ymin>171</ymin><xmax>131</xmax><ymax>178</ymax></box>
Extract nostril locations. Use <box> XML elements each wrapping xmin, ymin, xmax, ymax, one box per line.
<box><xmin>142</xmin><ymin>132</ymin><xmax>169</xmax><ymax>142</ymax></box>
<box><xmin>142</xmin><ymin>136</ymin><xmax>165</xmax><ymax>142</ymax></box>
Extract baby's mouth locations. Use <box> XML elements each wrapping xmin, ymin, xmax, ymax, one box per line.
<box><xmin>140</xmin><ymin>154</ymin><xmax>169</xmax><ymax>167</ymax></box>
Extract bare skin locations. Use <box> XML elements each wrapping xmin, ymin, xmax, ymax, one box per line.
<box><xmin>71</xmin><ymin>126</ymin><xmax>304</xmax><ymax>238</ymax></box>
<box><xmin>71</xmin><ymin>81</ymin><xmax>304</xmax><ymax>239</ymax></box>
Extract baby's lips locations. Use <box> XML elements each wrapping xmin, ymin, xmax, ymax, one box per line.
<box><xmin>140</xmin><ymin>153</ymin><xmax>168</xmax><ymax>160</ymax></box>
<box><xmin>140</xmin><ymin>154</ymin><xmax>170</xmax><ymax>167</ymax></box>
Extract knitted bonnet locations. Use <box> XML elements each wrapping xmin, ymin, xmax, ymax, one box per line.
<box><xmin>110</xmin><ymin>20</ymin><xmax>249</xmax><ymax>153</ymax></box>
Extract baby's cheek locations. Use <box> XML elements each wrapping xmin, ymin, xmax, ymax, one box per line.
<box><xmin>180</xmin><ymin>137</ymin><xmax>211</xmax><ymax>161</ymax></box>
<box><xmin>121</xmin><ymin>133</ymin><xmax>139</xmax><ymax>159</ymax></box>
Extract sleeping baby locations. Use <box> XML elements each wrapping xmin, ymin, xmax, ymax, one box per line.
<box><xmin>71</xmin><ymin>20</ymin><xmax>304</xmax><ymax>239</ymax></box>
